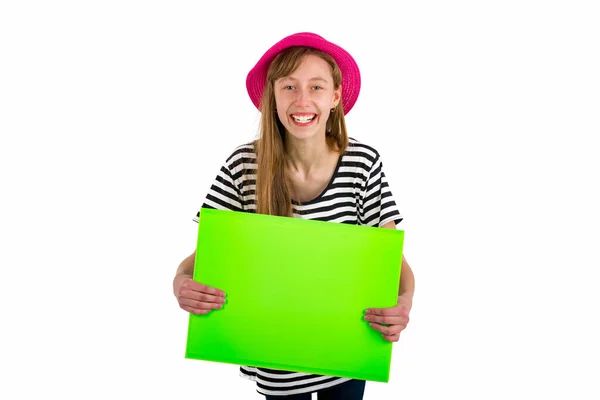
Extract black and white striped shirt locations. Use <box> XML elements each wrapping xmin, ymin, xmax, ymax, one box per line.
<box><xmin>193</xmin><ymin>137</ymin><xmax>402</xmax><ymax>396</ymax></box>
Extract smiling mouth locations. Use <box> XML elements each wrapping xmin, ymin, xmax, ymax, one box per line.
<box><xmin>291</xmin><ymin>114</ymin><xmax>317</xmax><ymax>123</ymax></box>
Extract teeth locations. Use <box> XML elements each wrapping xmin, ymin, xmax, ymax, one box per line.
<box><xmin>292</xmin><ymin>114</ymin><xmax>315</xmax><ymax>123</ymax></box>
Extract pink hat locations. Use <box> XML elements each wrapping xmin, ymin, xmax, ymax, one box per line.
<box><xmin>246</xmin><ymin>32</ymin><xmax>361</xmax><ymax>115</ymax></box>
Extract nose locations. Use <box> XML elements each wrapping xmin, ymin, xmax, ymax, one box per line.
<box><xmin>295</xmin><ymin>88</ymin><xmax>311</xmax><ymax>108</ymax></box>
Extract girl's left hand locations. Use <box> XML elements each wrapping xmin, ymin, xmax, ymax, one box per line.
<box><xmin>364</xmin><ymin>295</ymin><xmax>412</xmax><ymax>342</ymax></box>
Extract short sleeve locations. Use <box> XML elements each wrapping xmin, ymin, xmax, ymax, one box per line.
<box><xmin>192</xmin><ymin>158</ymin><xmax>244</xmax><ymax>223</ymax></box>
<box><xmin>358</xmin><ymin>154</ymin><xmax>403</xmax><ymax>227</ymax></box>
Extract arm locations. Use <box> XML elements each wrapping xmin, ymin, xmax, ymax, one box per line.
<box><xmin>382</xmin><ymin>221</ymin><xmax>415</xmax><ymax>309</ymax></box>
<box><xmin>397</xmin><ymin>256</ymin><xmax>415</xmax><ymax>309</ymax></box>
<box><xmin>175</xmin><ymin>147</ymin><xmax>244</xmax><ymax>313</ymax></box>
<box><xmin>173</xmin><ymin>250</ymin><xmax>226</xmax><ymax>314</ymax></box>
<box><xmin>364</xmin><ymin>220</ymin><xmax>414</xmax><ymax>342</ymax></box>
<box><xmin>173</xmin><ymin>250</ymin><xmax>196</xmax><ymax>297</ymax></box>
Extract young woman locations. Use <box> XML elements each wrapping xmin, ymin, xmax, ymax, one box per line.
<box><xmin>173</xmin><ymin>32</ymin><xmax>415</xmax><ymax>399</ymax></box>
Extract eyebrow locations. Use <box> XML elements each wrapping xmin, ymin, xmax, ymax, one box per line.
<box><xmin>277</xmin><ymin>76</ymin><xmax>329</xmax><ymax>83</ymax></box>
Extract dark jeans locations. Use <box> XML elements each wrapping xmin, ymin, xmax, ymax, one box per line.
<box><xmin>264</xmin><ymin>379</ymin><xmax>365</xmax><ymax>400</ymax></box>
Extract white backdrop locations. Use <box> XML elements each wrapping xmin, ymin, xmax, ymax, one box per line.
<box><xmin>1</xmin><ymin>1</ymin><xmax>599</xmax><ymax>399</ymax></box>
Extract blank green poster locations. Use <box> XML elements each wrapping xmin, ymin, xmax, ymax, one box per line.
<box><xmin>185</xmin><ymin>208</ymin><xmax>404</xmax><ymax>382</ymax></box>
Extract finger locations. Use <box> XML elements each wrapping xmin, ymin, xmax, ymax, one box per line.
<box><xmin>382</xmin><ymin>332</ymin><xmax>401</xmax><ymax>343</ymax></box>
<box><xmin>179</xmin><ymin>297</ymin><xmax>224</xmax><ymax>311</ymax></box>
<box><xmin>364</xmin><ymin>314</ymin><xmax>408</xmax><ymax>326</ymax></box>
<box><xmin>179</xmin><ymin>288</ymin><xmax>227</xmax><ymax>305</ymax></box>
<box><xmin>180</xmin><ymin>305</ymin><xmax>212</xmax><ymax>315</ymax></box>
<box><xmin>181</xmin><ymin>280</ymin><xmax>226</xmax><ymax>297</ymax></box>
<box><xmin>366</xmin><ymin>307</ymin><xmax>396</xmax><ymax>317</ymax></box>
<box><xmin>368</xmin><ymin>322</ymin><xmax>403</xmax><ymax>336</ymax></box>
<box><xmin>179</xmin><ymin>281</ymin><xmax>226</xmax><ymax>303</ymax></box>
<box><xmin>367</xmin><ymin>306</ymin><xmax>408</xmax><ymax>317</ymax></box>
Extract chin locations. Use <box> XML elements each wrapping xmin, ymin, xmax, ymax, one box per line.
<box><xmin>287</xmin><ymin>130</ymin><xmax>317</xmax><ymax>140</ymax></box>
<box><xmin>285</xmin><ymin>126</ymin><xmax>325</xmax><ymax>141</ymax></box>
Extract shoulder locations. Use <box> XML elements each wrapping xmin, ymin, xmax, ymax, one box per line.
<box><xmin>223</xmin><ymin>141</ymin><xmax>257</xmax><ymax>170</ymax></box>
<box><xmin>346</xmin><ymin>137</ymin><xmax>381</xmax><ymax>166</ymax></box>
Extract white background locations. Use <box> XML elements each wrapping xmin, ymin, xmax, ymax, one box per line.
<box><xmin>1</xmin><ymin>1</ymin><xmax>599</xmax><ymax>399</ymax></box>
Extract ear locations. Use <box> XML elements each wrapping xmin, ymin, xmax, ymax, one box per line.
<box><xmin>332</xmin><ymin>84</ymin><xmax>342</xmax><ymax>108</ymax></box>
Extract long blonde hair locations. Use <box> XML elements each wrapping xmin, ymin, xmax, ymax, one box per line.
<box><xmin>254</xmin><ymin>47</ymin><xmax>349</xmax><ymax>216</ymax></box>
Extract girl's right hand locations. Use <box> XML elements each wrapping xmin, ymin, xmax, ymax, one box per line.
<box><xmin>174</xmin><ymin>276</ymin><xmax>226</xmax><ymax>315</ymax></box>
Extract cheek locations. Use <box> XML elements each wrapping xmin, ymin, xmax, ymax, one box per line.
<box><xmin>274</xmin><ymin>92</ymin><xmax>291</xmax><ymax>110</ymax></box>
<box><xmin>273</xmin><ymin>98</ymin><xmax>284</xmax><ymax>119</ymax></box>
<box><xmin>315</xmin><ymin>99</ymin><xmax>333</xmax><ymax>114</ymax></box>
<box><xmin>316</xmin><ymin>91</ymin><xmax>335</xmax><ymax>107</ymax></box>
<box><xmin>276</xmin><ymin>109</ymin><xmax>288</xmax><ymax>123</ymax></box>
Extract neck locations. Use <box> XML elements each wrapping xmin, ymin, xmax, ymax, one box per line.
<box><xmin>284</xmin><ymin>134</ymin><xmax>331</xmax><ymax>175</ymax></box>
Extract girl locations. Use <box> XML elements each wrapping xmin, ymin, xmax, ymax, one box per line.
<box><xmin>173</xmin><ymin>32</ymin><xmax>415</xmax><ymax>399</ymax></box>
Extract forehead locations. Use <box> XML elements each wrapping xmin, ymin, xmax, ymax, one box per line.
<box><xmin>280</xmin><ymin>54</ymin><xmax>333</xmax><ymax>81</ymax></box>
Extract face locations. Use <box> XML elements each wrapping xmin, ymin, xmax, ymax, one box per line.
<box><xmin>273</xmin><ymin>54</ymin><xmax>342</xmax><ymax>141</ymax></box>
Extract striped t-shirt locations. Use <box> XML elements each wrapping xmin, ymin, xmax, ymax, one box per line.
<box><xmin>193</xmin><ymin>137</ymin><xmax>403</xmax><ymax>396</ymax></box>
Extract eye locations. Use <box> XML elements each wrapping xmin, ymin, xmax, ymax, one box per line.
<box><xmin>312</xmin><ymin>85</ymin><xmax>323</xmax><ymax>90</ymax></box>
<box><xmin>283</xmin><ymin>85</ymin><xmax>295</xmax><ymax>90</ymax></box>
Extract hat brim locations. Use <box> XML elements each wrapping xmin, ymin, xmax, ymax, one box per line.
<box><xmin>246</xmin><ymin>32</ymin><xmax>361</xmax><ymax>115</ymax></box>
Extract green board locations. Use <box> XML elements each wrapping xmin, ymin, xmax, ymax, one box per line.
<box><xmin>185</xmin><ymin>208</ymin><xmax>404</xmax><ymax>382</ymax></box>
